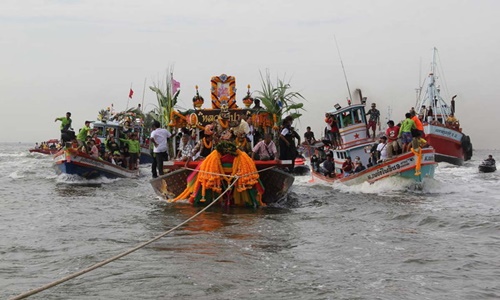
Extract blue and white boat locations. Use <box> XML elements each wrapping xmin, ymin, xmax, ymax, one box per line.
<box><xmin>54</xmin><ymin>148</ymin><xmax>139</xmax><ymax>179</ymax></box>
<box><xmin>311</xmin><ymin>102</ymin><xmax>436</xmax><ymax>187</ymax></box>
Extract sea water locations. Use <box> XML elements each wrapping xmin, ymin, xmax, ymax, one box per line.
<box><xmin>1</xmin><ymin>143</ymin><xmax>499</xmax><ymax>299</ymax></box>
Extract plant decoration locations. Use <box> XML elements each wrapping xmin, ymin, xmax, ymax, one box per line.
<box><xmin>149</xmin><ymin>68</ymin><xmax>180</xmax><ymax>128</ymax></box>
<box><xmin>215</xmin><ymin>140</ymin><xmax>238</xmax><ymax>156</ymax></box>
<box><xmin>255</xmin><ymin>69</ymin><xmax>305</xmax><ymax>131</ymax></box>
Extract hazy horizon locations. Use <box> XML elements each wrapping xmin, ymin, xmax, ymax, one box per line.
<box><xmin>2</xmin><ymin>0</ymin><xmax>499</xmax><ymax>150</ymax></box>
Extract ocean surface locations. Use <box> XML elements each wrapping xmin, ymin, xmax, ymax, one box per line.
<box><xmin>1</xmin><ymin>142</ymin><xmax>500</xmax><ymax>300</ymax></box>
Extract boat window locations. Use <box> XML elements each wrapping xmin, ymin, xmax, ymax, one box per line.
<box><xmin>341</xmin><ymin>112</ymin><xmax>352</xmax><ymax>127</ymax></box>
<box><xmin>352</xmin><ymin>109</ymin><xmax>362</xmax><ymax>124</ymax></box>
<box><xmin>94</xmin><ymin>127</ymin><xmax>104</xmax><ymax>137</ymax></box>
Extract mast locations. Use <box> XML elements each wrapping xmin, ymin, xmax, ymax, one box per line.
<box><xmin>334</xmin><ymin>36</ymin><xmax>353</xmax><ymax>104</ymax></box>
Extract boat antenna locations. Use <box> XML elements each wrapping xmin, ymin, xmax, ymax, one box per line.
<box><xmin>334</xmin><ymin>35</ymin><xmax>353</xmax><ymax>103</ymax></box>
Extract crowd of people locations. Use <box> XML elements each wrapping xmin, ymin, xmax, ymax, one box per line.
<box><xmin>54</xmin><ymin>111</ymin><xmax>142</xmax><ymax>171</ymax></box>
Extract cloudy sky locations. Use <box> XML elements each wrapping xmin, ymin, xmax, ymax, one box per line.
<box><xmin>1</xmin><ymin>0</ymin><xmax>499</xmax><ymax>149</ymax></box>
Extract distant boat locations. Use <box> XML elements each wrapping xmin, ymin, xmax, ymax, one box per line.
<box><xmin>28</xmin><ymin>139</ymin><xmax>61</xmax><ymax>155</ymax></box>
<box><xmin>414</xmin><ymin>47</ymin><xmax>473</xmax><ymax>165</ymax></box>
<box><xmin>478</xmin><ymin>159</ymin><xmax>496</xmax><ymax>173</ymax></box>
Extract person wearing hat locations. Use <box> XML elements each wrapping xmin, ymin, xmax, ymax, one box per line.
<box><xmin>385</xmin><ymin>120</ymin><xmax>400</xmax><ymax>158</ymax></box>
<box><xmin>366</xmin><ymin>103</ymin><xmax>381</xmax><ymax>139</ymax></box>
<box><xmin>76</xmin><ymin>120</ymin><xmax>92</xmax><ymax>148</ymax></box>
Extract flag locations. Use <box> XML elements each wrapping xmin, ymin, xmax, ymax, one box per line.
<box><xmin>171</xmin><ymin>78</ymin><xmax>180</xmax><ymax>95</ymax></box>
<box><xmin>128</xmin><ymin>88</ymin><xmax>134</xmax><ymax>99</ymax></box>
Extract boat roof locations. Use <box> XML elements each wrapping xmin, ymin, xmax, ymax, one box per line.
<box><xmin>326</xmin><ymin>104</ymin><xmax>366</xmax><ymax>115</ymax></box>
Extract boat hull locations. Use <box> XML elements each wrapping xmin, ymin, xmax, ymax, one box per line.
<box><xmin>29</xmin><ymin>149</ymin><xmax>59</xmax><ymax>155</ymax></box>
<box><xmin>478</xmin><ymin>165</ymin><xmax>496</xmax><ymax>173</ymax></box>
<box><xmin>312</xmin><ymin>148</ymin><xmax>436</xmax><ymax>186</ymax></box>
<box><xmin>152</xmin><ymin>159</ymin><xmax>295</xmax><ymax>207</ymax></box>
<box><xmin>423</xmin><ymin>124</ymin><xmax>471</xmax><ymax>165</ymax></box>
<box><xmin>54</xmin><ymin>149</ymin><xmax>139</xmax><ymax>179</ymax></box>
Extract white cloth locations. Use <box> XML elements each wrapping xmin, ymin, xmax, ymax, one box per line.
<box><xmin>233</xmin><ymin>119</ymin><xmax>250</xmax><ymax>135</ymax></box>
<box><xmin>281</xmin><ymin>127</ymin><xmax>290</xmax><ymax>136</ymax></box>
<box><xmin>377</xmin><ymin>142</ymin><xmax>388</xmax><ymax>160</ymax></box>
<box><xmin>151</xmin><ymin>128</ymin><xmax>172</xmax><ymax>153</ymax></box>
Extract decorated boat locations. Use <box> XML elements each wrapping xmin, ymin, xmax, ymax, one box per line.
<box><xmin>29</xmin><ymin>139</ymin><xmax>61</xmax><ymax>155</ymax></box>
<box><xmin>53</xmin><ymin>107</ymin><xmax>148</xmax><ymax>179</ymax></box>
<box><xmin>54</xmin><ymin>147</ymin><xmax>139</xmax><ymax>179</ymax></box>
<box><xmin>414</xmin><ymin>47</ymin><xmax>473</xmax><ymax>165</ymax></box>
<box><xmin>149</xmin><ymin>73</ymin><xmax>303</xmax><ymax>207</ymax></box>
<box><xmin>310</xmin><ymin>102</ymin><xmax>436</xmax><ymax>187</ymax></box>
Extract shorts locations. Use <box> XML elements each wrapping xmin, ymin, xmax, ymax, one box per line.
<box><xmin>401</xmin><ymin>132</ymin><xmax>412</xmax><ymax>144</ymax></box>
<box><xmin>129</xmin><ymin>152</ymin><xmax>139</xmax><ymax>161</ymax></box>
<box><xmin>367</xmin><ymin>120</ymin><xmax>377</xmax><ymax>131</ymax></box>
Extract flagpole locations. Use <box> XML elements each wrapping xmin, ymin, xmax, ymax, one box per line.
<box><xmin>126</xmin><ymin>82</ymin><xmax>132</xmax><ymax>110</ymax></box>
<box><xmin>141</xmin><ymin>77</ymin><xmax>146</xmax><ymax>112</ymax></box>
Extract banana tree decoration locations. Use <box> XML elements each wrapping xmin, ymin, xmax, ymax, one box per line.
<box><xmin>149</xmin><ymin>70</ymin><xmax>180</xmax><ymax>128</ymax></box>
<box><xmin>255</xmin><ymin>70</ymin><xmax>305</xmax><ymax>131</ymax></box>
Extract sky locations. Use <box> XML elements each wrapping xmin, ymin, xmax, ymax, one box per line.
<box><xmin>1</xmin><ymin>0</ymin><xmax>499</xmax><ymax>150</ymax></box>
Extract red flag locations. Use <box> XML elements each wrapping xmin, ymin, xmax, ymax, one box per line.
<box><xmin>128</xmin><ymin>88</ymin><xmax>134</xmax><ymax>98</ymax></box>
<box><xmin>171</xmin><ymin>78</ymin><xmax>180</xmax><ymax>95</ymax></box>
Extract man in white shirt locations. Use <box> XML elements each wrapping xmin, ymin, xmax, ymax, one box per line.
<box><xmin>376</xmin><ymin>136</ymin><xmax>388</xmax><ymax>163</ymax></box>
<box><xmin>150</xmin><ymin>120</ymin><xmax>172</xmax><ymax>177</ymax></box>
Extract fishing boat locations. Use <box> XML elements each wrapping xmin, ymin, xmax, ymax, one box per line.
<box><xmin>53</xmin><ymin>108</ymin><xmax>147</xmax><ymax>179</ymax></box>
<box><xmin>310</xmin><ymin>102</ymin><xmax>437</xmax><ymax>187</ymax></box>
<box><xmin>29</xmin><ymin>139</ymin><xmax>61</xmax><ymax>155</ymax></box>
<box><xmin>54</xmin><ymin>147</ymin><xmax>139</xmax><ymax>179</ymax></box>
<box><xmin>414</xmin><ymin>47</ymin><xmax>473</xmax><ymax>165</ymax></box>
<box><xmin>150</xmin><ymin>73</ymin><xmax>300</xmax><ymax>207</ymax></box>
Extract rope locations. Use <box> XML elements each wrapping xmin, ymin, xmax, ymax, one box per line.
<box><xmin>9</xmin><ymin>177</ymin><xmax>240</xmax><ymax>300</ymax></box>
<box><xmin>183</xmin><ymin>165</ymin><xmax>276</xmax><ymax>177</ymax></box>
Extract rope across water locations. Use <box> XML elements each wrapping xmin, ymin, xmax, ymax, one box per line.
<box><xmin>10</xmin><ymin>176</ymin><xmax>241</xmax><ymax>300</ymax></box>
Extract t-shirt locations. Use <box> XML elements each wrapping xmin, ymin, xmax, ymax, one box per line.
<box><xmin>377</xmin><ymin>142</ymin><xmax>388</xmax><ymax>160</ymax></box>
<box><xmin>367</xmin><ymin>108</ymin><xmax>380</xmax><ymax>122</ymax></box>
<box><xmin>304</xmin><ymin>131</ymin><xmax>315</xmax><ymax>143</ymax></box>
<box><xmin>56</xmin><ymin>117</ymin><xmax>72</xmax><ymax>131</ymax></box>
<box><xmin>411</xmin><ymin>116</ymin><xmax>424</xmax><ymax>131</ymax></box>
<box><xmin>252</xmin><ymin>140</ymin><xmax>277</xmax><ymax>159</ymax></box>
<box><xmin>385</xmin><ymin>126</ymin><xmax>400</xmax><ymax>141</ymax></box>
<box><xmin>342</xmin><ymin>160</ymin><xmax>353</xmax><ymax>172</ymax></box>
<box><xmin>77</xmin><ymin>125</ymin><xmax>90</xmax><ymax>141</ymax></box>
<box><xmin>398</xmin><ymin>119</ymin><xmax>416</xmax><ymax>136</ymax></box>
<box><xmin>151</xmin><ymin>128</ymin><xmax>172</xmax><ymax>153</ymax></box>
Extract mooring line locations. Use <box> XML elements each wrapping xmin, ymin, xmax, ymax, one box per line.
<box><xmin>10</xmin><ymin>177</ymin><xmax>240</xmax><ymax>300</ymax></box>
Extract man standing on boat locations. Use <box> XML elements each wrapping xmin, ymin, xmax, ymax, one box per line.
<box><xmin>366</xmin><ymin>103</ymin><xmax>380</xmax><ymax>139</ymax></box>
<box><xmin>385</xmin><ymin>120</ymin><xmax>400</xmax><ymax>158</ymax></box>
<box><xmin>76</xmin><ymin>120</ymin><xmax>91</xmax><ymax>148</ymax></box>
<box><xmin>150</xmin><ymin>120</ymin><xmax>172</xmax><ymax>178</ymax></box>
<box><xmin>55</xmin><ymin>112</ymin><xmax>73</xmax><ymax>142</ymax></box>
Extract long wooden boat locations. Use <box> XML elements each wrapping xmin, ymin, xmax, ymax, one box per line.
<box><xmin>54</xmin><ymin>148</ymin><xmax>139</xmax><ymax>179</ymax></box>
<box><xmin>149</xmin><ymin>73</ymin><xmax>298</xmax><ymax>207</ymax></box>
<box><xmin>311</xmin><ymin>102</ymin><xmax>437</xmax><ymax>187</ymax></box>
<box><xmin>414</xmin><ymin>47</ymin><xmax>473</xmax><ymax>165</ymax></box>
<box><xmin>151</xmin><ymin>155</ymin><xmax>294</xmax><ymax>207</ymax></box>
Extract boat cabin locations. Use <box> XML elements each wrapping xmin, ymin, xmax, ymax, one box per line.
<box><xmin>322</xmin><ymin>104</ymin><xmax>377</xmax><ymax>175</ymax></box>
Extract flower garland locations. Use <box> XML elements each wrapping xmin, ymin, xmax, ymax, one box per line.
<box><xmin>218</xmin><ymin>117</ymin><xmax>229</xmax><ymax>129</ymax></box>
<box><xmin>235</xmin><ymin>138</ymin><xmax>247</xmax><ymax>149</ymax></box>
<box><xmin>202</xmin><ymin>137</ymin><xmax>213</xmax><ymax>149</ymax></box>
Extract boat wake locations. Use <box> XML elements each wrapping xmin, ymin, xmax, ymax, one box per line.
<box><xmin>55</xmin><ymin>173</ymin><xmax>120</xmax><ymax>185</ymax></box>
